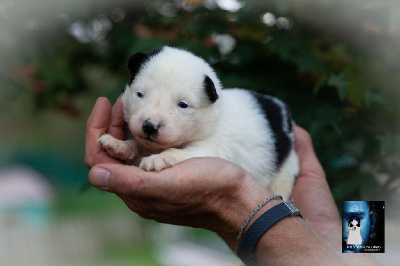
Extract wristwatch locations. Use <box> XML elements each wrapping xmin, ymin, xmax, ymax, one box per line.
<box><xmin>237</xmin><ymin>201</ymin><xmax>303</xmax><ymax>264</ymax></box>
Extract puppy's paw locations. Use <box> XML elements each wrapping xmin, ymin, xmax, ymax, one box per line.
<box><xmin>98</xmin><ymin>134</ymin><xmax>137</xmax><ymax>161</ymax></box>
<box><xmin>139</xmin><ymin>153</ymin><xmax>182</xmax><ymax>171</ymax></box>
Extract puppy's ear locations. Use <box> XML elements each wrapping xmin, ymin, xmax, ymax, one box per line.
<box><xmin>126</xmin><ymin>47</ymin><xmax>164</xmax><ymax>87</ymax></box>
<box><xmin>204</xmin><ymin>76</ymin><xmax>219</xmax><ymax>103</ymax></box>
<box><xmin>127</xmin><ymin>52</ymin><xmax>149</xmax><ymax>85</ymax></box>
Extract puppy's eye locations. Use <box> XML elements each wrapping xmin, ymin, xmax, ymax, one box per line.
<box><xmin>136</xmin><ymin>92</ymin><xmax>144</xmax><ymax>98</ymax></box>
<box><xmin>178</xmin><ymin>101</ymin><xmax>189</xmax><ymax>109</ymax></box>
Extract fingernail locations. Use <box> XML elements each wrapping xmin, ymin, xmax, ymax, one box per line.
<box><xmin>90</xmin><ymin>167</ymin><xmax>110</xmax><ymax>188</ymax></box>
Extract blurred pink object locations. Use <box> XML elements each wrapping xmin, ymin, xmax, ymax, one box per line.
<box><xmin>0</xmin><ymin>165</ymin><xmax>54</xmax><ymax>209</ymax></box>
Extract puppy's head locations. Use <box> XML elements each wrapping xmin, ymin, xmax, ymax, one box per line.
<box><xmin>122</xmin><ymin>46</ymin><xmax>221</xmax><ymax>152</ymax></box>
<box><xmin>348</xmin><ymin>218</ymin><xmax>361</xmax><ymax>231</ymax></box>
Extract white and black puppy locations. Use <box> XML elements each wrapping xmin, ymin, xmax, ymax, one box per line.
<box><xmin>99</xmin><ymin>46</ymin><xmax>299</xmax><ymax>199</ymax></box>
<box><xmin>347</xmin><ymin>218</ymin><xmax>362</xmax><ymax>245</ymax></box>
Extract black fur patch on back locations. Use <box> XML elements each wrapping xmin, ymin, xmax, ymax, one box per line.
<box><xmin>252</xmin><ymin>92</ymin><xmax>293</xmax><ymax>169</ymax></box>
<box><xmin>126</xmin><ymin>47</ymin><xmax>164</xmax><ymax>87</ymax></box>
<box><xmin>204</xmin><ymin>76</ymin><xmax>219</xmax><ymax>103</ymax></box>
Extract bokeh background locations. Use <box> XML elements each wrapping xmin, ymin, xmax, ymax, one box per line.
<box><xmin>1</xmin><ymin>0</ymin><xmax>399</xmax><ymax>265</ymax></box>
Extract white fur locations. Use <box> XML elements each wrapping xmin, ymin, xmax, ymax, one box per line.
<box><xmin>347</xmin><ymin>220</ymin><xmax>362</xmax><ymax>245</ymax></box>
<box><xmin>99</xmin><ymin>47</ymin><xmax>299</xmax><ymax>199</ymax></box>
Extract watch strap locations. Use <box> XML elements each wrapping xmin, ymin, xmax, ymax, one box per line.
<box><xmin>237</xmin><ymin>201</ymin><xmax>303</xmax><ymax>264</ymax></box>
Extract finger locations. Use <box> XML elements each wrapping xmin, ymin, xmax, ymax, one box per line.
<box><xmin>293</xmin><ymin>125</ymin><xmax>316</xmax><ymax>160</ymax></box>
<box><xmin>291</xmin><ymin>125</ymin><xmax>340</xmax><ymax>223</ymax></box>
<box><xmin>108</xmin><ymin>96</ymin><xmax>125</xmax><ymax>139</ymax></box>
<box><xmin>84</xmin><ymin>97</ymin><xmax>121</xmax><ymax>168</ymax></box>
<box><xmin>86</xmin><ymin>97</ymin><xmax>111</xmax><ymax>132</ymax></box>
<box><xmin>293</xmin><ymin>125</ymin><xmax>325</xmax><ymax>180</ymax></box>
<box><xmin>89</xmin><ymin>164</ymin><xmax>153</xmax><ymax>195</ymax></box>
<box><xmin>89</xmin><ymin>161</ymin><xmax>201</xmax><ymax>197</ymax></box>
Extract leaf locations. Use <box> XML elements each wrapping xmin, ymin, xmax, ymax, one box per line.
<box><xmin>328</xmin><ymin>73</ymin><xmax>350</xmax><ymax>101</ymax></box>
<box><xmin>313</xmin><ymin>74</ymin><xmax>327</xmax><ymax>95</ymax></box>
<box><xmin>376</xmin><ymin>134</ymin><xmax>400</xmax><ymax>157</ymax></box>
<box><xmin>365</xmin><ymin>88</ymin><xmax>388</xmax><ymax>107</ymax></box>
<box><xmin>330</xmin><ymin>155</ymin><xmax>357</xmax><ymax>169</ymax></box>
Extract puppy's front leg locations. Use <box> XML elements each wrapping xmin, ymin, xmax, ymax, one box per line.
<box><xmin>140</xmin><ymin>148</ymin><xmax>195</xmax><ymax>171</ymax></box>
<box><xmin>98</xmin><ymin>134</ymin><xmax>138</xmax><ymax>161</ymax></box>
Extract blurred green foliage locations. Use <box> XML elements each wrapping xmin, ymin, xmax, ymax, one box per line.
<box><xmin>1</xmin><ymin>0</ymin><xmax>399</xmax><ymax>204</ymax></box>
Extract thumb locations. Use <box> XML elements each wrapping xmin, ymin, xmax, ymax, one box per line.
<box><xmin>89</xmin><ymin>164</ymin><xmax>146</xmax><ymax>195</ymax></box>
<box><xmin>293</xmin><ymin>125</ymin><xmax>326</xmax><ymax>180</ymax></box>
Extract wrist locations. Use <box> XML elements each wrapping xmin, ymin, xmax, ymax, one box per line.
<box><xmin>214</xmin><ymin>172</ymin><xmax>279</xmax><ymax>251</ymax></box>
<box><xmin>209</xmin><ymin>172</ymin><xmax>345</xmax><ymax>265</ymax></box>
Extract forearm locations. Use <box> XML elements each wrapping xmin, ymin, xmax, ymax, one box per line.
<box><xmin>214</xmin><ymin>176</ymin><xmax>345</xmax><ymax>265</ymax></box>
<box><xmin>254</xmin><ymin>215</ymin><xmax>344</xmax><ymax>265</ymax></box>
<box><xmin>314</xmin><ymin>220</ymin><xmax>379</xmax><ymax>266</ymax></box>
<box><xmin>234</xmin><ymin>197</ymin><xmax>378</xmax><ymax>266</ymax></box>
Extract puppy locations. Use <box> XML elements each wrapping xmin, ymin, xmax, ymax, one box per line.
<box><xmin>98</xmin><ymin>46</ymin><xmax>299</xmax><ymax>199</ymax></box>
<box><xmin>347</xmin><ymin>218</ymin><xmax>362</xmax><ymax>245</ymax></box>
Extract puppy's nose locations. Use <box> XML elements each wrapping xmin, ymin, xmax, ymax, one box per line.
<box><xmin>142</xmin><ymin>121</ymin><xmax>159</xmax><ymax>136</ymax></box>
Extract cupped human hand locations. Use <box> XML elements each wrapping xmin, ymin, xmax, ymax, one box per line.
<box><xmin>84</xmin><ymin>97</ymin><xmax>125</xmax><ymax>168</ymax></box>
<box><xmin>290</xmin><ymin>125</ymin><xmax>342</xmax><ymax>247</ymax></box>
<box><xmin>91</xmin><ymin>157</ymin><xmax>272</xmax><ymax>249</ymax></box>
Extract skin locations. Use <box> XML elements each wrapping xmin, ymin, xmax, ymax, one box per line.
<box><xmin>85</xmin><ymin>97</ymin><xmax>378</xmax><ymax>265</ymax></box>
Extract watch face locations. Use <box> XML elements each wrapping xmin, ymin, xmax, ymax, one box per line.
<box><xmin>342</xmin><ymin>201</ymin><xmax>385</xmax><ymax>253</ymax></box>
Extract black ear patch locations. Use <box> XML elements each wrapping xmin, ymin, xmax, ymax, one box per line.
<box><xmin>127</xmin><ymin>52</ymin><xmax>148</xmax><ymax>86</ymax></box>
<box><xmin>204</xmin><ymin>76</ymin><xmax>219</xmax><ymax>103</ymax></box>
<box><xmin>127</xmin><ymin>47</ymin><xmax>165</xmax><ymax>87</ymax></box>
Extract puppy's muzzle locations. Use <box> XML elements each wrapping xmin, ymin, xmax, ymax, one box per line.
<box><xmin>142</xmin><ymin>120</ymin><xmax>159</xmax><ymax>137</ymax></box>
